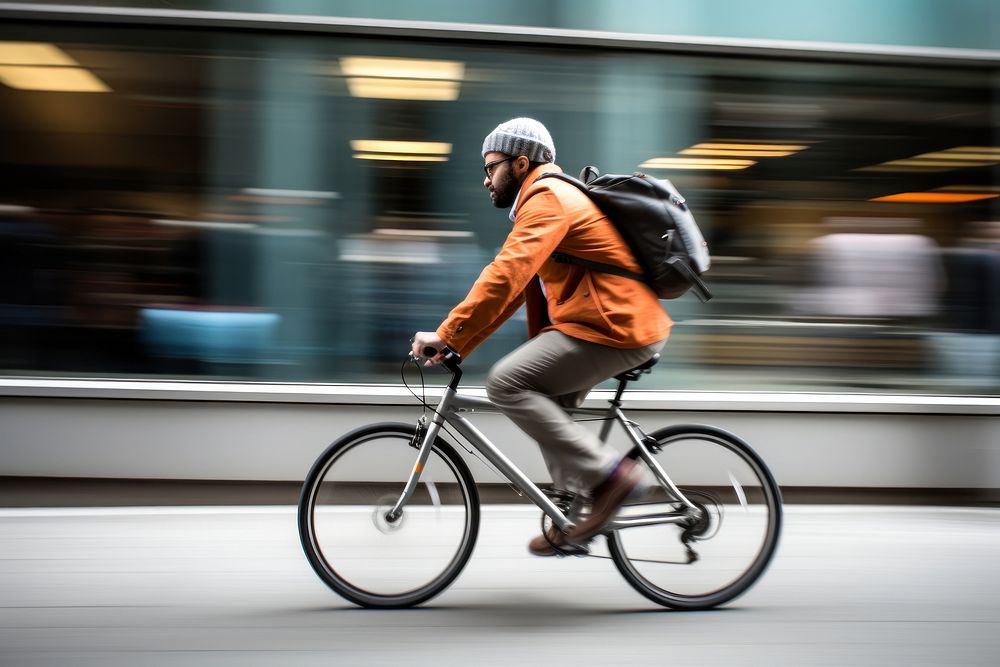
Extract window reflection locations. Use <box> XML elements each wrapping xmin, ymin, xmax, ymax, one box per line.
<box><xmin>0</xmin><ymin>26</ymin><xmax>996</xmax><ymax>395</ymax></box>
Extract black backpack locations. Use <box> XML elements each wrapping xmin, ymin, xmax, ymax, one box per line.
<box><xmin>537</xmin><ymin>167</ymin><xmax>712</xmax><ymax>302</ymax></box>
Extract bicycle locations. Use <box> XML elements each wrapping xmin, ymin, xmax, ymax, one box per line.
<box><xmin>298</xmin><ymin>347</ymin><xmax>782</xmax><ymax>610</ymax></box>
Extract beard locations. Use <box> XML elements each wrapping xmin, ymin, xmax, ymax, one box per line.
<box><xmin>489</xmin><ymin>168</ymin><xmax>522</xmax><ymax>209</ymax></box>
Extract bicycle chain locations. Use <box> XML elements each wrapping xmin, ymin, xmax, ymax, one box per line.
<box><xmin>543</xmin><ymin>495</ymin><xmax>701</xmax><ymax>564</ymax></box>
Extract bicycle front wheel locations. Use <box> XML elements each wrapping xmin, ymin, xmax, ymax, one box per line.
<box><xmin>609</xmin><ymin>424</ymin><xmax>782</xmax><ymax>610</ymax></box>
<box><xmin>298</xmin><ymin>422</ymin><xmax>479</xmax><ymax>608</ymax></box>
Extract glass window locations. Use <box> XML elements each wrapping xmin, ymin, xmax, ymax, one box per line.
<box><xmin>0</xmin><ymin>21</ymin><xmax>997</xmax><ymax>394</ymax></box>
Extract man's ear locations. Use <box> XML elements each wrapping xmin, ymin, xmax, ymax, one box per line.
<box><xmin>514</xmin><ymin>155</ymin><xmax>531</xmax><ymax>178</ymax></box>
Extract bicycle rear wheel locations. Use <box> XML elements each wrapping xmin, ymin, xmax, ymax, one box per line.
<box><xmin>608</xmin><ymin>424</ymin><xmax>782</xmax><ymax>610</ymax></box>
<box><xmin>298</xmin><ymin>422</ymin><xmax>479</xmax><ymax>608</ymax></box>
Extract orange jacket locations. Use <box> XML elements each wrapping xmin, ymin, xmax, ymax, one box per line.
<box><xmin>437</xmin><ymin>163</ymin><xmax>671</xmax><ymax>357</ymax></box>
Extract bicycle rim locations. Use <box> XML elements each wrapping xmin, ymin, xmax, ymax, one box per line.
<box><xmin>609</xmin><ymin>425</ymin><xmax>782</xmax><ymax>610</ymax></box>
<box><xmin>298</xmin><ymin>423</ymin><xmax>479</xmax><ymax>608</ymax></box>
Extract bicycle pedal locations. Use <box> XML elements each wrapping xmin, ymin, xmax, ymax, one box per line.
<box><xmin>554</xmin><ymin>543</ymin><xmax>591</xmax><ymax>558</ymax></box>
<box><xmin>555</xmin><ymin>534</ymin><xmax>595</xmax><ymax>558</ymax></box>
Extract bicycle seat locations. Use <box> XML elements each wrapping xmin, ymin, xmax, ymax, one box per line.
<box><xmin>614</xmin><ymin>354</ymin><xmax>660</xmax><ymax>382</ymax></box>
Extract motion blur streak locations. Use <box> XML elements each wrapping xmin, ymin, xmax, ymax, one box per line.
<box><xmin>0</xmin><ymin>10</ymin><xmax>997</xmax><ymax>397</ymax></box>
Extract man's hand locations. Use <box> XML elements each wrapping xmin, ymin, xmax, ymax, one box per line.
<box><xmin>411</xmin><ymin>331</ymin><xmax>446</xmax><ymax>366</ymax></box>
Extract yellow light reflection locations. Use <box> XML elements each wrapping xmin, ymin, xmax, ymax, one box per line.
<box><xmin>0</xmin><ymin>42</ymin><xmax>78</xmax><ymax>66</ymax></box>
<box><xmin>861</xmin><ymin>146</ymin><xmax>1000</xmax><ymax>172</ymax></box>
<box><xmin>339</xmin><ymin>56</ymin><xmax>464</xmax><ymax>101</ymax></box>
<box><xmin>945</xmin><ymin>146</ymin><xmax>1000</xmax><ymax>154</ymax></box>
<box><xmin>680</xmin><ymin>148</ymin><xmax>796</xmax><ymax>157</ymax></box>
<box><xmin>339</xmin><ymin>57</ymin><xmax>464</xmax><ymax>81</ymax></box>
<box><xmin>353</xmin><ymin>153</ymin><xmax>449</xmax><ymax>162</ymax></box>
<box><xmin>915</xmin><ymin>151</ymin><xmax>1000</xmax><ymax>161</ymax></box>
<box><xmin>890</xmin><ymin>159</ymin><xmax>994</xmax><ymax>168</ymax></box>
<box><xmin>641</xmin><ymin>157</ymin><xmax>755</xmax><ymax>170</ymax></box>
<box><xmin>691</xmin><ymin>143</ymin><xmax>808</xmax><ymax>151</ymax></box>
<box><xmin>0</xmin><ymin>65</ymin><xmax>110</xmax><ymax>92</ymax></box>
<box><xmin>350</xmin><ymin>140</ymin><xmax>452</xmax><ymax>155</ymax></box>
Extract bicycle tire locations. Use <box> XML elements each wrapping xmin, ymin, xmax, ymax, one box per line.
<box><xmin>608</xmin><ymin>424</ymin><xmax>782</xmax><ymax>610</ymax></box>
<box><xmin>298</xmin><ymin>422</ymin><xmax>480</xmax><ymax>608</ymax></box>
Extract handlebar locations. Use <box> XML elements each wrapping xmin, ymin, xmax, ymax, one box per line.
<box><xmin>422</xmin><ymin>345</ymin><xmax>462</xmax><ymax>367</ymax></box>
<box><xmin>417</xmin><ymin>345</ymin><xmax>463</xmax><ymax>389</ymax></box>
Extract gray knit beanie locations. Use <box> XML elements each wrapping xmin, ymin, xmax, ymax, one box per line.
<box><xmin>481</xmin><ymin>117</ymin><xmax>555</xmax><ymax>163</ymax></box>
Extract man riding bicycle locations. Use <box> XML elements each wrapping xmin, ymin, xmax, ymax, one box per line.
<box><xmin>411</xmin><ymin>118</ymin><xmax>670</xmax><ymax>556</ymax></box>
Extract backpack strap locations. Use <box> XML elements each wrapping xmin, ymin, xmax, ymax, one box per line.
<box><xmin>535</xmin><ymin>171</ymin><xmax>587</xmax><ymax>190</ymax></box>
<box><xmin>536</xmin><ymin>172</ymin><xmax>648</xmax><ymax>284</ymax></box>
<box><xmin>551</xmin><ymin>252</ymin><xmax>646</xmax><ymax>282</ymax></box>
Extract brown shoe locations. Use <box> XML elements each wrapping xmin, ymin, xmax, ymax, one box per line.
<box><xmin>565</xmin><ymin>458</ymin><xmax>643</xmax><ymax>544</ymax></box>
<box><xmin>528</xmin><ymin>525</ymin><xmax>569</xmax><ymax>557</ymax></box>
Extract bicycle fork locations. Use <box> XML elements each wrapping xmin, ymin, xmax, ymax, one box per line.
<box><xmin>385</xmin><ymin>401</ymin><xmax>451</xmax><ymax>523</ymax></box>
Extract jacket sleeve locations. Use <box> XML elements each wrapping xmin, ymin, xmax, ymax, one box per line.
<box><xmin>451</xmin><ymin>291</ymin><xmax>526</xmax><ymax>358</ymax></box>
<box><xmin>436</xmin><ymin>188</ymin><xmax>567</xmax><ymax>355</ymax></box>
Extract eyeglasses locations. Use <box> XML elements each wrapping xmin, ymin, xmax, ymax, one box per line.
<box><xmin>483</xmin><ymin>156</ymin><xmax>515</xmax><ymax>178</ymax></box>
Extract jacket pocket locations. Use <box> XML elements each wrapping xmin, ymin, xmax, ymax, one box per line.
<box><xmin>552</xmin><ymin>273</ymin><xmax>617</xmax><ymax>336</ymax></box>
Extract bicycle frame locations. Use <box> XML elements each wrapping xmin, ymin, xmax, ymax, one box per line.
<box><xmin>390</xmin><ymin>359</ymin><xmax>700</xmax><ymax>534</ymax></box>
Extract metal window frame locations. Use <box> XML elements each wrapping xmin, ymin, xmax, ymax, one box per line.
<box><xmin>0</xmin><ymin>378</ymin><xmax>997</xmax><ymax>415</ymax></box>
<box><xmin>0</xmin><ymin>3</ymin><xmax>998</xmax><ymax>67</ymax></box>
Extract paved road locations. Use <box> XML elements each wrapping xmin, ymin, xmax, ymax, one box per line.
<box><xmin>0</xmin><ymin>505</ymin><xmax>998</xmax><ymax>666</ymax></box>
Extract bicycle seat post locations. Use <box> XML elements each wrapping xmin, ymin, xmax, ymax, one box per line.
<box><xmin>610</xmin><ymin>376</ymin><xmax>628</xmax><ymax>407</ymax></box>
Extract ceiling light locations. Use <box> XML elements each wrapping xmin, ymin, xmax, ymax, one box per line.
<box><xmin>641</xmin><ymin>157</ymin><xmax>755</xmax><ymax>170</ymax></box>
<box><xmin>870</xmin><ymin>192</ymin><xmax>999</xmax><ymax>204</ymax></box>
<box><xmin>0</xmin><ymin>65</ymin><xmax>110</xmax><ymax>92</ymax></box>
<box><xmin>913</xmin><ymin>151</ymin><xmax>999</xmax><ymax>162</ymax></box>
<box><xmin>666</xmin><ymin>140</ymin><xmax>807</xmax><ymax>163</ymax></box>
<box><xmin>690</xmin><ymin>142</ymin><xmax>808</xmax><ymax>152</ymax></box>
<box><xmin>350</xmin><ymin>140</ymin><xmax>451</xmax><ymax>155</ymax></box>
<box><xmin>0</xmin><ymin>42</ymin><xmax>78</xmax><ymax>66</ymax></box>
<box><xmin>353</xmin><ymin>153</ymin><xmax>449</xmax><ymax>162</ymax></box>
<box><xmin>340</xmin><ymin>57</ymin><xmax>464</xmax><ymax>81</ymax></box>
<box><xmin>339</xmin><ymin>56</ymin><xmax>464</xmax><ymax>101</ymax></box>
<box><xmin>680</xmin><ymin>148</ymin><xmax>796</xmax><ymax>157</ymax></box>
<box><xmin>941</xmin><ymin>146</ymin><xmax>1000</xmax><ymax>154</ymax></box>
<box><xmin>861</xmin><ymin>146</ymin><xmax>1000</xmax><ymax>172</ymax></box>
<box><xmin>892</xmin><ymin>159</ymin><xmax>995</xmax><ymax>167</ymax></box>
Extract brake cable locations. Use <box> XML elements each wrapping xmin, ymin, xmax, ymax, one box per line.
<box><xmin>400</xmin><ymin>356</ymin><xmax>524</xmax><ymax>498</ymax></box>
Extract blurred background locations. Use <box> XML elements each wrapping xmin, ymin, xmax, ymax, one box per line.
<box><xmin>0</xmin><ymin>0</ymin><xmax>997</xmax><ymax>395</ymax></box>
<box><xmin>0</xmin><ymin>6</ymin><xmax>998</xmax><ymax>663</ymax></box>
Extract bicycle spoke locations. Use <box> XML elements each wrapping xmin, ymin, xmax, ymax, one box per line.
<box><xmin>609</xmin><ymin>425</ymin><xmax>782</xmax><ymax>610</ymax></box>
<box><xmin>298</xmin><ymin>424</ymin><xmax>479</xmax><ymax>608</ymax></box>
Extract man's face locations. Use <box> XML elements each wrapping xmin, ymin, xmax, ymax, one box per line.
<box><xmin>483</xmin><ymin>151</ymin><xmax>523</xmax><ymax>209</ymax></box>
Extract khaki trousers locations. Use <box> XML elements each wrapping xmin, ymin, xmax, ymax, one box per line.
<box><xmin>485</xmin><ymin>330</ymin><xmax>665</xmax><ymax>493</ymax></box>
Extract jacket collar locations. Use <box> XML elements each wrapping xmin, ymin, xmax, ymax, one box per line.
<box><xmin>509</xmin><ymin>162</ymin><xmax>562</xmax><ymax>222</ymax></box>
